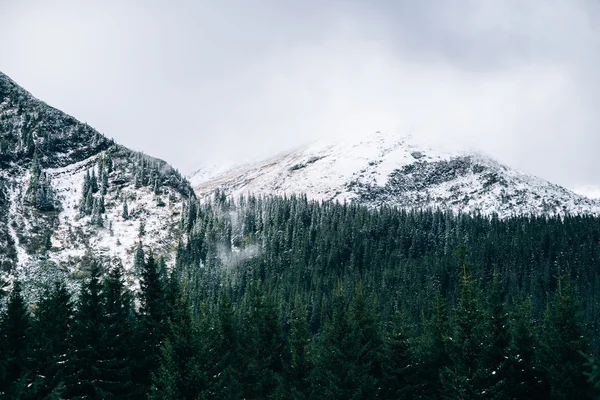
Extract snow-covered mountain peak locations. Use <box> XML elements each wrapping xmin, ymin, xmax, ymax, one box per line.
<box><xmin>190</xmin><ymin>130</ymin><xmax>600</xmax><ymax>217</ymax></box>
<box><xmin>191</xmin><ymin>131</ymin><xmax>475</xmax><ymax>201</ymax></box>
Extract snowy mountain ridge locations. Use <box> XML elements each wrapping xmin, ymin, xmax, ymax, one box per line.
<box><xmin>190</xmin><ymin>130</ymin><xmax>600</xmax><ymax>217</ymax></box>
<box><xmin>0</xmin><ymin>71</ymin><xmax>192</xmax><ymax>288</ymax></box>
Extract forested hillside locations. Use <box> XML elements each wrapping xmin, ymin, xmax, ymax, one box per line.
<box><xmin>0</xmin><ymin>71</ymin><xmax>192</xmax><ymax>283</ymax></box>
<box><xmin>1</xmin><ymin>194</ymin><xmax>600</xmax><ymax>398</ymax></box>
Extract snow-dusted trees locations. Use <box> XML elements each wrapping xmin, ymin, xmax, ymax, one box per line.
<box><xmin>79</xmin><ymin>162</ymin><xmax>107</xmax><ymax>226</ymax></box>
<box><xmin>26</xmin><ymin>150</ymin><xmax>57</xmax><ymax>212</ymax></box>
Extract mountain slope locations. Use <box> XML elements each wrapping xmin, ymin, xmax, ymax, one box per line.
<box><xmin>0</xmin><ymin>72</ymin><xmax>192</xmax><ymax>285</ymax></box>
<box><xmin>190</xmin><ymin>131</ymin><xmax>600</xmax><ymax>217</ymax></box>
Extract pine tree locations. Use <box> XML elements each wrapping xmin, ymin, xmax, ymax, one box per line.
<box><xmin>33</xmin><ymin>172</ymin><xmax>56</xmax><ymax>211</ymax></box>
<box><xmin>82</xmin><ymin>170</ymin><xmax>90</xmax><ymax>195</ymax></box>
<box><xmin>43</xmin><ymin>229</ymin><xmax>52</xmax><ymax>251</ymax></box>
<box><xmin>479</xmin><ymin>269</ymin><xmax>510</xmax><ymax>398</ymax></box>
<box><xmin>90</xmin><ymin>169</ymin><xmax>98</xmax><ymax>193</ymax></box>
<box><xmin>0</xmin><ymin>281</ymin><xmax>35</xmax><ymax>397</ymax></box>
<box><xmin>64</xmin><ymin>263</ymin><xmax>106</xmax><ymax>398</ymax></box>
<box><xmin>239</xmin><ymin>285</ymin><xmax>287</xmax><ymax>399</ymax></box>
<box><xmin>122</xmin><ymin>200</ymin><xmax>129</xmax><ymax>220</ymax></box>
<box><xmin>133</xmin><ymin>253</ymin><xmax>166</xmax><ymax>398</ymax></box>
<box><xmin>101</xmin><ymin>169</ymin><xmax>109</xmax><ymax>196</ymax></box>
<box><xmin>97</xmin><ymin>266</ymin><xmax>136</xmax><ymax>397</ymax></box>
<box><xmin>441</xmin><ymin>248</ymin><xmax>486</xmax><ymax>399</ymax></box>
<box><xmin>30</xmin><ymin>149</ymin><xmax>42</xmax><ymax>180</ymax></box>
<box><xmin>584</xmin><ymin>356</ymin><xmax>600</xmax><ymax>392</ymax></box>
<box><xmin>79</xmin><ymin>171</ymin><xmax>91</xmax><ymax>217</ymax></box>
<box><xmin>84</xmin><ymin>188</ymin><xmax>94</xmax><ymax>217</ymax></box>
<box><xmin>26</xmin><ymin>150</ymin><xmax>56</xmax><ymax>212</ymax></box>
<box><xmin>382</xmin><ymin>309</ymin><xmax>414</xmax><ymax>399</ymax></box>
<box><xmin>211</xmin><ymin>294</ymin><xmax>242</xmax><ymax>399</ymax></box>
<box><xmin>505</xmin><ymin>297</ymin><xmax>543</xmax><ymax>399</ymax></box>
<box><xmin>349</xmin><ymin>284</ymin><xmax>384</xmax><ymax>398</ymax></box>
<box><xmin>133</xmin><ymin>242</ymin><xmax>145</xmax><ymax>277</ymax></box>
<box><xmin>288</xmin><ymin>295</ymin><xmax>312</xmax><ymax>399</ymax></box>
<box><xmin>311</xmin><ymin>285</ymin><xmax>382</xmax><ymax>399</ymax></box>
<box><xmin>148</xmin><ymin>339</ymin><xmax>180</xmax><ymax>400</ymax></box>
<box><xmin>157</xmin><ymin>256</ymin><xmax>168</xmax><ymax>284</ymax></box>
<box><xmin>150</xmin><ymin>274</ymin><xmax>206</xmax><ymax>399</ymax></box>
<box><xmin>539</xmin><ymin>274</ymin><xmax>593</xmax><ymax>399</ymax></box>
<box><xmin>104</xmin><ymin>153</ymin><xmax>113</xmax><ymax>174</ymax></box>
<box><xmin>29</xmin><ymin>282</ymin><xmax>73</xmax><ymax>398</ymax></box>
<box><xmin>413</xmin><ymin>292</ymin><xmax>451</xmax><ymax>399</ymax></box>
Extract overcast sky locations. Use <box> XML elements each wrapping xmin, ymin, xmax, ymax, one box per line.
<box><xmin>1</xmin><ymin>1</ymin><xmax>599</xmax><ymax>193</ymax></box>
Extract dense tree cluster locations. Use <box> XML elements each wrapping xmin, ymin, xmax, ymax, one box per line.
<box><xmin>1</xmin><ymin>194</ymin><xmax>600</xmax><ymax>398</ymax></box>
<box><xmin>79</xmin><ymin>154</ymin><xmax>114</xmax><ymax>226</ymax></box>
<box><xmin>26</xmin><ymin>150</ymin><xmax>57</xmax><ymax>212</ymax></box>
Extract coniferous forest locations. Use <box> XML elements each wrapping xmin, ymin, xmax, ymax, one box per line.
<box><xmin>2</xmin><ymin>193</ymin><xmax>600</xmax><ymax>399</ymax></box>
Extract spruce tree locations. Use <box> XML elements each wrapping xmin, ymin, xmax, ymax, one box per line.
<box><xmin>288</xmin><ymin>295</ymin><xmax>312</xmax><ymax>399</ymax></box>
<box><xmin>148</xmin><ymin>339</ymin><xmax>180</xmax><ymax>400</ymax></box>
<box><xmin>382</xmin><ymin>309</ymin><xmax>414</xmax><ymax>399</ymax></box>
<box><xmin>239</xmin><ymin>285</ymin><xmax>287</xmax><ymax>399</ymax></box>
<box><xmin>212</xmin><ymin>294</ymin><xmax>242</xmax><ymax>399</ymax></box>
<box><xmin>311</xmin><ymin>285</ymin><xmax>382</xmax><ymax>400</ymax></box>
<box><xmin>33</xmin><ymin>172</ymin><xmax>56</xmax><ymax>212</ymax></box>
<box><xmin>150</xmin><ymin>274</ymin><xmax>206</xmax><ymax>399</ymax></box>
<box><xmin>133</xmin><ymin>253</ymin><xmax>166</xmax><ymax>398</ymax></box>
<box><xmin>539</xmin><ymin>275</ymin><xmax>593</xmax><ymax>399</ymax></box>
<box><xmin>585</xmin><ymin>356</ymin><xmax>600</xmax><ymax>392</ymax></box>
<box><xmin>101</xmin><ymin>169</ymin><xmax>108</xmax><ymax>196</ymax></box>
<box><xmin>79</xmin><ymin>171</ymin><xmax>91</xmax><ymax>217</ymax></box>
<box><xmin>349</xmin><ymin>284</ymin><xmax>384</xmax><ymax>398</ymax></box>
<box><xmin>98</xmin><ymin>266</ymin><xmax>136</xmax><ymax>397</ymax></box>
<box><xmin>479</xmin><ymin>270</ymin><xmax>510</xmax><ymax>398</ymax></box>
<box><xmin>64</xmin><ymin>263</ymin><xmax>105</xmax><ymax>398</ymax></box>
<box><xmin>505</xmin><ymin>297</ymin><xmax>543</xmax><ymax>399</ymax></box>
<box><xmin>0</xmin><ymin>281</ymin><xmax>35</xmax><ymax>397</ymax></box>
<box><xmin>133</xmin><ymin>241</ymin><xmax>144</xmax><ymax>277</ymax></box>
<box><xmin>104</xmin><ymin>153</ymin><xmax>113</xmax><ymax>174</ymax></box>
<box><xmin>413</xmin><ymin>292</ymin><xmax>451</xmax><ymax>399</ymax></box>
<box><xmin>90</xmin><ymin>169</ymin><xmax>98</xmax><ymax>193</ymax></box>
<box><xmin>441</xmin><ymin>249</ymin><xmax>486</xmax><ymax>399</ymax></box>
<box><xmin>122</xmin><ymin>200</ymin><xmax>129</xmax><ymax>220</ymax></box>
<box><xmin>29</xmin><ymin>282</ymin><xmax>73</xmax><ymax>398</ymax></box>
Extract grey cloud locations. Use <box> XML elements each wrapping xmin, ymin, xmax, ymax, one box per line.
<box><xmin>1</xmin><ymin>0</ymin><xmax>599</xmax><ymax>191</ymax></box>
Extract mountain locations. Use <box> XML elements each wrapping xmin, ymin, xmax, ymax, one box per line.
<box><xmin>190</xmin><ymin>131</ymin><xmax>600</xmax><ymax>217</ymax></box>
<box><xmin>0</xmin><ymin>72</ymin><xmax>192</xmax><ymax>286</ymax></box>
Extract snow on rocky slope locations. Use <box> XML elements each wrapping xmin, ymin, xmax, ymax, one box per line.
<box><xmin>190</xmin><ymin>130</ymin><xmax>600</xmax><ymax>217</ymax></box>
<box><xmin>0</xmin><ymin>71</ymin><xmax>192</xmax><ymax>289</ymax></box>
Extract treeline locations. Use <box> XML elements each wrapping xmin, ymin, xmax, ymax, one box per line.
<box><xmin>177</xmin><ymin>194</ymin><xmax>600</xmax><ymax>347</ymax></box>
<box><xmin>2</xmin><ymin>194</ymin><xmax>600</xmax><ymax>398</ymax></box>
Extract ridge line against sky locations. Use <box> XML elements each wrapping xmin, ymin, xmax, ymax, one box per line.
<box><xmin>1</xmin><ymin>0</ymin><xmax>599</xmax><ymax>195</ymax></box>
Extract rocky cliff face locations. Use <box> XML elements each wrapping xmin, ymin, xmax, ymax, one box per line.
<box><xmin>0</xmin><ymin>72</ymin><xmax>193</xmax><ymax>288</ymax></box>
